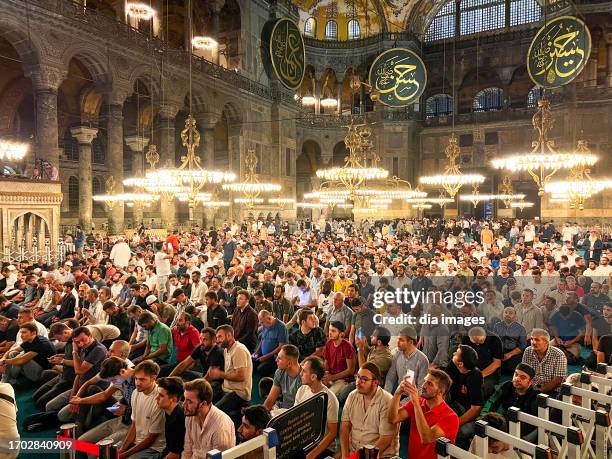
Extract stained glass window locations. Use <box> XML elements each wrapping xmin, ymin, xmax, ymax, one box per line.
<box><xmin>325</xmin><ymin>20</ymin><xmax>338</xmax><ymax>39</ymax></box>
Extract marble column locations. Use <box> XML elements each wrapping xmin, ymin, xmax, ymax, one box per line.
<box><xmin>607</xmin><ymin>34</ymin><xmax>612</xmax><ymax>87</ymax></box>
<box><xmin>71</xmin><ymin>126</ymin><xmax>98</xmax><ymax>231</ymax></box>
<box><xmin>157</xmin><ymin>104</ymin><xmax>180</xmax><ymax>228</ymax></box>
<box><xmin>107</xmin><ymin>104</ymin><xmax>125</xmax><ymax>234</ymax></box>
<box><xmin>27</xmin><ymin>65</ymin><xmax>66</xmax><ymax>172</ymax></box>
<box><xmin>125</xmin><ymin>135</ymin><xmax>149</xmax><ymax>226</ymax></box>
<box><xmin>228</xmin><ymin>125</ymin><xmax>242</xmax><ymax>224</ymax></box>
<box><xmin>336</xmin><ymin>81</ymin><xmax>343</xmax><ymax>113</ymax></box>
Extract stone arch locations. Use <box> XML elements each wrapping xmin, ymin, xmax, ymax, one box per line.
<box><xmin>61</xmin><ymin>47</ymin><xmax>113</xmax><ymax>87</ymax></box>
<box><xmin>332</xmin><ymin>141</ymin><xmax>347</xmax><ymax>166</ymax></box>
<box><xmin>218</xmin><ymin>100</ymin><xmax>243</xmax><ymax>125</ymax></box>
<box><xmin>127</xmin><ymin>65</ymin><xmax>161</xmax><ymax>102</ymax></box>
<box><xmin>10</xmin><ymin>211</ymin><xmax>51</xmax><ymax>252</ymax></box>
<box><xmin>0</xmin><ymin>77</ymin><xmax>32</xmax><ymax>134</ymax></box>
<box><xmin>0</xmin><ymin>18</ymin><xmax>41</xmax><ymax>68</ymax></box>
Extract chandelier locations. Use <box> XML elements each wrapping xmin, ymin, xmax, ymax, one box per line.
<box><xmin>222</xmin><ymin>148</ymin><xmax>281</xmax><ymax>207</ymax></box>
<box><xmin>126</xmin><ymin>2</ymin><xmax>155</xmax><ymax>20</ymax></box>
<box><xmin>192</xmin><ymin>36</ymin><xmax>218</xmax><ymax>50</ymax></box>
<box><xmin>543</xmin><ymin>140</ymin><xmax>611</xmax><ymax>210</ymax></box>
<box><xmin>510</xmin><ymin>201</ymin><xmax>534</xmax><ymax>211</ymax></box>
<box><xmin>0</xmin><ymin>140</ymin><xmax>28</xmax><ymax>161</ymax></box>
<box><xmin>94</xmin><ymin>177</ymin><xmax>159</xmax><ymax>210</ymax></box>
<box><xmin>316</xmin><ymin>121</ymin><xmax>388</xmax><ymax>190</ymax></box>
<box><xmin>419</xmin><ymin>134</ymin><xmax>485</xmax><ymax>198</ymax></box>
<box><xmin>491</xmin><ymin>99</ymin><xmax>598</xmax><ymax>195</ymax></box>
<box><xmin>143</xmin><ymin>115</ymin><xmax>236</xmax><ymax>210</ymax></box>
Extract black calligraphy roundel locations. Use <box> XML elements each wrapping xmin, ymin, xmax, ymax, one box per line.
<box><xmin>368</xmin><ymin>47</ymin><xmax>427</xmax><ymax>107</ymax></box>
<box><xmin>527</xmin><ymin>16</ymin><xmax>591</xmax><ymax>89</ymax></box>
<box><xmin>269</xmin><ymin>18</ymin><xmax>306</xmax><ymax>91</ymax></box>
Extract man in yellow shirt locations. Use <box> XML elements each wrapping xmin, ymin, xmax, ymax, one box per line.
<box><xmin>333</xmin><ymin>268</ymin><xmax>352</xmax><ymax>295</ymax></box>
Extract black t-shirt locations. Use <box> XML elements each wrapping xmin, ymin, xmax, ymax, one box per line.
<box><xmin>207</xmin><ymin>305</ymin><xmax>228</xmax><ymax>330</ymax></box>
<box><xmin>598</xmin><ymin>334</ymin><xmax>612</xmax><ymax>365</ymax></box>
<box><xmin>190</xmin><ymin>344</ymin><xmax>225</xmax><ymax>375</ymax></box>
<box><xmin>21</xmin><ymin>335</ymin><xmax>56</xmax><ymax>369</ymax></box>
<box><xmin>445</xmin><ymin>360</ymin><xmax>484</xmax><ymax>412</ymax></box>
<box><xmin>461</xmin><ymin>334</ymin><xmax>504</xmax><ymax>377</ymax></box>
<box><xmin>163</xmin><ymin>404</ymin><xmax>185</xmax><ymax>456</ymax></box>
<box><xmin>288</xmin><ymin>327</ymin><xmax>327</xmax><ymax>361</ymax></box>
<box><xmin>490</xmin><ymin>381</ymin><xmax>539</xmax><ymax>436</ymax></box>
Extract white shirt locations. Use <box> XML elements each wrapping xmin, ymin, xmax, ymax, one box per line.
<box><xmin>109</xmin><ymin>242</ymin><xmax>131</xmax><ymax>268</ymax></box>
<box><xmin>154</xmin><ymin>252</ymin><xmax>171</xmax><ymax>277</ymax></box>
<box><xmin>131</xmin><ymin>385</ymin><xmax>165</xmax><ymax>452</ymax></box>
<box><xmin>190</xmin><ymin>280</ymin><xmax>208</xmax><ymax>305</ymax></box>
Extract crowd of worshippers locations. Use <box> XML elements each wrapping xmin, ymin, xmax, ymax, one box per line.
<box><xmin>0</xmin><ymin>217</ymin><xmax>611</xmax><ymax>459</ymax></box>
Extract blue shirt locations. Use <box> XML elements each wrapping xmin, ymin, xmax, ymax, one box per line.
<box><xmin>550</xmin><ymin>310</ymin><xmax>586</xmax><ymax>341</ymax></box>
<box><xmin>261</xmin><ymin>319</ymin><xmax>288</xmax><ymax>355</ymax></box>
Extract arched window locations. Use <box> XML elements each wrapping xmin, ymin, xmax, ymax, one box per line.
<box><xmin>68</xmin><ymin>176</ymin><xmax>79</xmax><ymax>211</ymax></box>
<box><xmin>425</xmin><ymin>0</ymin><xmax>541</xmax><ymax>42</ymax></box>
<box><xmin>304</xmin><ymin>17</ymin><xmax>316</xmax><ymax>37</ymax></box>
<box><xmin>425</xmin><ymin>1</ymin><xmax>456</xmax><ymax>42</ymax></box>
<box><xmin>425</xmin><ymin>94</ymin><xmax>454</xmax><ymax>118</ymax></box>
<box><xmin>92</xmin><ymin>136</ymin><xmax>106</xmax><ymax>164</ymax></box>
<box><xmin>62</xmin><ymin>129</ymin><xmax>79</xmax><ymax>161</ymax></box>
<box><xmin>348</xmin><ymin>19</ymin><xmax>361</xmax><ymax>39</ymax></box>
<box><xmin>527</xmin><ymin>86</ymin><xmax>543</xmax><ymax>108</ymax></box>
<box><xmin>473</xmin><ymin>87</ymin><xmax>505</xmax><ymax>112</ymax></box>
<box><xmin>325</xmin><ymin>20</ymin><xmax>338</xmax><ymax>40</ymax></box>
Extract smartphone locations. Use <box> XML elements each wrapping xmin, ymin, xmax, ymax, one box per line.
<box><xmin>106</xmin><ymin>404</ymin><xmax>121</xmax><ymax>413</ymax></box>
<box><xmin>357</xmin><ymin>328</ymin><xmax>363</xmax><ymax>340</ymax></box>
<box><xmin>405</xmin><ymin>369</ymin><xmax>415</xmax><ymax>385</ymax></box>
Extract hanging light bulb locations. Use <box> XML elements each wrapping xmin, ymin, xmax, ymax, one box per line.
<box><xmin>192</xmin><ymin>36</ymin><xmax>218</xmax><ymax>50</ymax></box>
<box><xmin>126</xmin><ymin>2</ymin><xmax>155</xmax><ymax>20</ymax></box>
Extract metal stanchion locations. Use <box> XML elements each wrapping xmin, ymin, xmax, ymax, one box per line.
<box><xmin>59</xmin><ymin>423</ymin><xmax>78</xmax><ymax>459</ymax></box>
<box><xmin>97</xmin><ymin>438</ymin><xmax>117</xmax><ymax>459</ymax></box>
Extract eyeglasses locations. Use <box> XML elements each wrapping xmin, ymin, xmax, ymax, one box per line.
<box><xmin>355</xmin><ymin>375</ymin><xmax>376</xmax><ymax>383</ymax></box>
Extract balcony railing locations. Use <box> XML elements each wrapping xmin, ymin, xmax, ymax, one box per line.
<box><xmin>424</xmin><ymin>108</ymin><xmax>534</xmax><ymax>127</ymax></box>
<box><xmin>23</xmin><ymin>0</ymin><xmax>296</xmax><ymax>104</ymax></box>
<box><xmin>304</xmin><ymin>31</ymin><xmax>421</xmax><ymax>49</ymax></box>
<box><xmin>297</xmin><ymin>109</ymin><xmax>421</xmax><ymax>128</ymax></box>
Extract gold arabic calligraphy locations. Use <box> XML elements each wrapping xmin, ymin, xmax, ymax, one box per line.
<box><xmin>272</xmin><ymin>20</ymin><xmax>304</xmax><ymax>89</ymax></box>
<box><xmin>531</xmin><ymin>21</ymin><xmax>587</xmax><ymax>85</ymax></box>
<box><xmin>374</xmin><ymin>55</ymin><xmax>420</xmax><ymax>102</ymax></box>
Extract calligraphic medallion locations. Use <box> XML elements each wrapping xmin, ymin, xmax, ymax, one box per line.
<box><xmin>268</xmin><ymin>18</ymin><xmax>306</xmax><ymax>90</ymax></box>
<box><xmin>527</xmin><ymin>16</ymin><xmax>591</xmax><ymax>88</ymax></box>
<box><xmin>368</xmin><ymin>48</ymin><xmax>427</xmax><ymax>107</ymax></box>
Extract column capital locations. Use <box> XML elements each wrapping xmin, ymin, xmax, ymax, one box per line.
<box><xmin>71</xmin><ymin>126</ymin><xmax>98</xmax><ymax>144</ymax></box>
<box><xmin>124</xmin><ymin>136</ymin><xmax>150</xmax><ymax>153</ymax></box>
<box><xmin>195</xmin><ymin>112</ymin><xmax>221</xmax><ymax>130</ymax></box>
<box><xmin>158</xmin><ymin>103</ymin><xmax>182</xmax><ymax>120</ymax></box>
<box><xmin>26</xmin><ymin>64</ymin><xmax>67</xmax><ymax>92</ymax></box>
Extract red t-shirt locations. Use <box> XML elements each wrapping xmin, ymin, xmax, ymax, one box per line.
<box><xmin>172</xmin><ymin>325</ymin><xmax>200</xmax><ymax>362</ymax></box>
<box><xmin>323</xmin><ymin>339</ymin><xmax>355</xmax><ymax>382</ymax></box>
<box><xmin>403</xmin><ymin>398</ymin><xmax>459</xmax><ymax>459</ymax></box>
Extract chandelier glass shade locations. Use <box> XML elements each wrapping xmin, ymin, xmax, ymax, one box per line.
<box><xmin>419</xmin><ymin>134</ymin><xmax>485</xmax><ymax>198</ymax></box>
<box><xmin>491</xmin><ymin>100</ymin><xmax>598</xmax><ymax>196</ymax></box>
<box><xmin>126</xmin><ymin>2</ymin><xmax>155</xmax><ymax>20</ymax></box>
<box><xmin>222</xmin><ymin>148</ymin><xmax>282</xmax><ymax>207</ymax></box>
<box><xmin>412</xmin><ymin>204</ymin><xmax>433</xmax><ymax>209</ymax></box>
<box><xmin>320</xmin><ymin>97</ymin><xmax>338</xmax><ymax>109</ymax></box>
<box><xmin>296</xmin><ymin>202</ymin><xmax>327</xmax><ymax>209</ymax></box>
<box><xmin>301</xmin><ymin>96</ymin><xmax>316</xmax><ymax>106</ymax></box>
<box><xmin>268</xmin><ymin>198</ymin><xmax>296</xmax><ymax>205</ymax></box>
<box><xmin>0</xmin><ymin>141</ymin><xmax>28</xmax><ymax>161</ymax></box>
<box><xmin>510</xmin><ymin>201</ymin><xmax>534</xmax><ymax>210</ymax></box>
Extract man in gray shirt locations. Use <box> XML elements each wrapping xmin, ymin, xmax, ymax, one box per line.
<box><xmin>325</xmin><ymin>292</ymin><xmax>353</xmax><ymax>335</ymax></box>
<box><xmin>384</xmin><ymin>326</ymin><xmax>429</xmax><ymax>392</ymax></box>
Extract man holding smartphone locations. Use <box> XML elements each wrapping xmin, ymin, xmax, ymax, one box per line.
<box><xmin>388</xmin><ymin>369</ymin><xmax>459</xmax><ymax>459</ymax></box>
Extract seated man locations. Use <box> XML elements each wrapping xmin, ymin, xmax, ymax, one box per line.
<box><xmin>489</xmin><ymin>362</ymin><xmax>539</xmax><ymax>442</ymax></box>
<box><xmin>136</xmin><ymin>311</ymin><xmax>173</xmax><ymax>365</ymax></box>
<box><xmin>102</xmin><ymin>301</ymin><xmax>131</xmax><ymax>341</ymax></box>
<box><xmin>166</xmin><ymin>312</ymin><xmax>200</xmax><ymax>373</ymax></box>
<box><xmin>209</xmin><ymin>325</ymin><xmax>253</xmax><ymax>427</ymax></box>
<box><xmin>295</xmin><ymin>356</ymin><xmax>339</xmax><ymax>459</ymax></box>
<box><xmin>263</xmin><ymin>344</ymin><xmax>301</xmax><ymax>413</ymax></box>
<box><xmin>385</xmin><ymin>326</ymin><xmax>429</xmax><ymax>393</ymax></box>
<box><xmin>118</xmin><ymin>361</ymin><xmax>166</xmax><ymax>458</ymax></box>
<box><xmin>323</xmin><ymin>321</ymin><xmax>356</xmax><ymax>396</ymax></box>
<box><xmin>155</xmin><ymin>377</ymin><xmax>185</xmax><ymax>459</ymax></box>
<box><xmin>341</xmin><ymin>362</ymin><xmax>399</xmax><ymax>458</ymax></box>
<box><xmin>445</xmin><ymin>345</ymin><xmax>483</xmax><ymax>449</ymax></box>
<box><xmin>549</xmin><ymin>303</ymin><xmax>585</xmax><ymax>363</ymax></box>
<box><xmin>289</xmin><ymin>309</ymin><xmax>326</xmax><ymax>361</ymax></box>
<box><xmin>168</xmin><ymin>327</ymin><xmax>224</xmax><ymax>397</ymax></box>
<box><xmin>388</xmin><ymin>369</ymin><xmax>459</xmax><ymax>459</ymax></box>
<box><xmin>0</xmin><ymin>322</ymin><xmax>55</xmax><ymax>384</ymax></box>
<box><xmin>521</xmin><ymin>328</ymin><xmax>567</xmax><ymax>394</ymax></box>
<box><xmin>468</xmin><ymin>413</ymin><xmax>519</xmax><ymax>458</ymax></box>
<box><xmin>230</xmin><ymin>290</ymin><xmax>258</xmax><ymax>353</ymax></box>
<box><xmin>348</xmin><ymin>297</ymin><xmax>376</xmax><ymax>347</ymax></box>
<box><xmin>491</xmin><ymin>306</ymin><xmax>528</xmax><ymax>375</ymax></box>
<box><xmin>253</xmin><ymin>310</ymin><xmax>287</xmax><ymax>378</ymax></box>
<box><xmin>183</xmin><ymin>379</ymin><xmax>235</xmax><ymax>457</ymax></box>
<box><xmin>237</xmin><ymin>405</ymin><xmax>272</xmax><ymax>459</ymax></box>
<box><xmin>461</xmin><ymin>327</ymin><xmax>503</xmax><ymax>399</ymax></box>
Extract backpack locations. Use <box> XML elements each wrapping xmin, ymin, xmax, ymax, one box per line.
<box><xmin>22</xmin><ymin>411</ymin><xmax>62</xmax><ymax>432</ymax></box>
